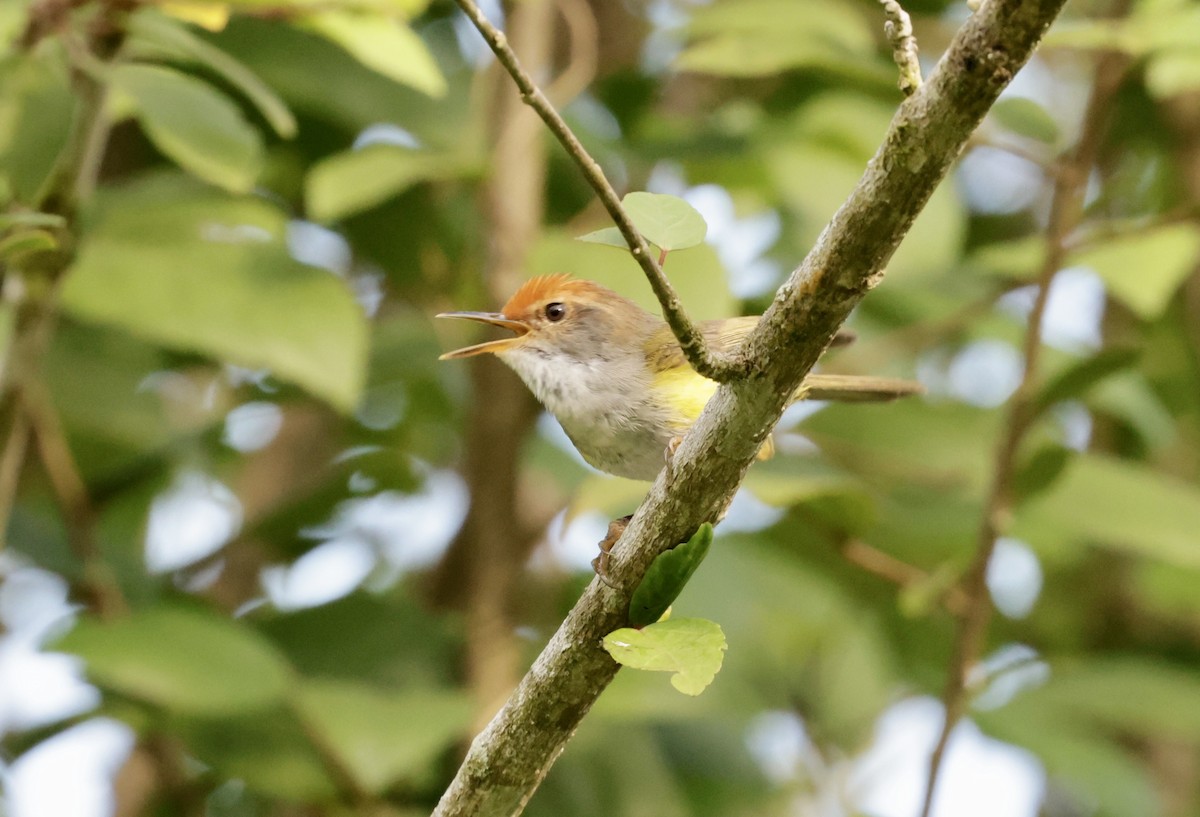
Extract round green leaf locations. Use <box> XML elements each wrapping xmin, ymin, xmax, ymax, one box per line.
<box><xmin>579</xmin><ymin>192</ymin><xmax>708</xmax><ymax>252</ymax></box>
<box><xmin>55</xmin><ymin>606</ymin><xmax>292</xmax><ymax>715</ymax></box>
<box><xmin>603</xmin><ymin>617</ymin><xmax>727</xmax><ymax>696</ymax></box>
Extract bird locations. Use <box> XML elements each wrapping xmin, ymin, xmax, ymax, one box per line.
<box><xmin>437</xmin><ymin>274</ymin><xmax>922</xmax><ymax>481</ymax></box>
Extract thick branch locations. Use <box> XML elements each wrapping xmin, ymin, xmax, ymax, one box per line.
<box><xmin>450</xmin><ymin>0</ymin><xmax>746</xmax><ymax>383</ymax></box>
<box><xmin>434</xmin><ymin>0</ymin><xmax>1068</xmax><ymax>814</ymax></box>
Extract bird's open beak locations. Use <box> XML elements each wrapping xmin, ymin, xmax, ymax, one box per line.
<box><xmin>436</xmin><ymin>311</ymin><xmax>531</xmax><ymax>359</ymax></box>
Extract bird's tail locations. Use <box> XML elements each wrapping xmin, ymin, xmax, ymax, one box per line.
<box><xmin>795</xmin><ymin>373</ymin><xmax>925</xmax><ymax>403</ymax></box>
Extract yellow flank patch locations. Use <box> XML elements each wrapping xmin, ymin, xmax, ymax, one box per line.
<box><xmin>651</xmin><ymin>367</ymin><xmax>719</xmax><ymax>429</ymax></box>
<box><xmin>161</xmin><ymin>1</ymin><xmax>230</xmax><ymax>30</ymax></box>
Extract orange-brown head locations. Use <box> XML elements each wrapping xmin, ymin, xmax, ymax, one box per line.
<box><xmin>437</xmin><ymin>274</ymin><xmax>656</xmax><ymax>361</ymax></box>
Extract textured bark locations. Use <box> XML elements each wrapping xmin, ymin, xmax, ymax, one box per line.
<box><xmin>433</xmin><ymin>0</ymin><xmax>1070</xmax><ymax>813</ymax></box>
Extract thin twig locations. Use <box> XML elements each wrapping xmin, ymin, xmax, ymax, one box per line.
<box><xmin>0</xmin><ymin>408</ymin><xmax>31</xmax><ymax>550</ymax></box>
<box><xmin>917</xmin><ymin>36</ymin><xmax>1131</xmax><ymax>817</ymax></box>
<box><xmin>841</xmin><ymin>540</ymin><xmax>969</xmax><ymax>616</ymax></box>
<box><xmin>22</xmin><ymin>380</ymin><xmax>127</xmax><ymax>618</ymax></box>
<box><xmin>451</xmin><ymin>0</ymin><xmax>746</xmax><ymax>383</ymax></box>
<box><xmin>879</xmin><ymin>0</ymin><xmax>921</xmax><ymax>95</ymax></box>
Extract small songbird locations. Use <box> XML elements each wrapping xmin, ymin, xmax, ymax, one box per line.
<box><xmin>438</xmin><ymin>275</ymin><xmax>922</xmax><ymax>480</ymax></box>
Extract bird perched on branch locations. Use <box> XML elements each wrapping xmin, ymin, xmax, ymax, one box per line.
<box><xmin>438</xmin><ymin>274</ymin><xmax>922</xmax><ymax>481</ymax></box>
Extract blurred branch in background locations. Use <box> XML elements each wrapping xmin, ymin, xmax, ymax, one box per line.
<box><xmin>919</xmin><ymin>7</ymin><xmax>1133</xmax><ymax>814</ymax></box>
<box><xmin>461</xmin><ymin>0</ymin><xmax>554</xmax><ymax>730</ymax></box>
<box><xmin>0</xmin><ymin>0</ymin><xmax>126</xmax><ymax>612</ymax></box>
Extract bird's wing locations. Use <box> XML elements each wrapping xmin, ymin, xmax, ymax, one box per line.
<box><xmin>647</xmin><ymin>316</ymin><xmax>857</xmax><ymax>373</ymax></box>
<box><xmin>643</xmin><ymin>316</ymin><xmax>767</xmax><ymax>372</ymax></box>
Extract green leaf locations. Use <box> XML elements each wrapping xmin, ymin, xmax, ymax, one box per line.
<box><xmin>56</xmin><ymin>605</ymin><xmax>292</xmax><ymax>715</ymax></box>
<box><xmin>968</xmin><ymin>235</ymin><xmax>1047</xmax><ymax>279</ymax></box>
<box><xmin>112</xmin><ymin>63</ymin><xmax>263</xmax><ymax>193</ymax></box>
<box><xmin>1146</xmin><ymin>50</ymin><xmax>1200</xmax><ymax>98</ymax></box>
<box><xmin>126</xmin><ymin>9</ymin><xmax>297</xmax><ymax>138</ymax></box>
<box><xmin>306</xmin><ymin>144</ymin><xmax>464</xmax><ymax>223</ymax></box>
<box><xmin>1014</xmin><ymin>454</ymin><xmax>1200</xmax><ymax>569</ymax></box>
<box><xmin>1032</xmin><ymin>346</ymin><xmax>1140</xmax><ymax>415</ymax></box>
<box><xmin>0</xmin><ymin>50</ymin><xmax>76</xmax><ymax>203</ymax></box>
<box><xmin>531</xmin><ymin>228</ymin><xmax>735</xmax><ymax>321</ymax></box>
<box><xmin>61</xmin><ymin>175</ymin><xmax>368</xmax><ymax>411</ymax></box>
<box><xmin>0</xmin><ymin>210</ymin><xmax>66</xmax><ymax>231</ymax></box>
<box><xmin>1069</xmin><ymin>224</ymin><xmax>1200</xmax><ymax>318</ymax></box>
<box><xmin>294</xmin><ymin>680</ymin><xmax>471</xmax><ymax>794</ymax></box>
<box><xmin>676</xmin><ymin>0</ymin><xmax>877</xmax><ymax>79</ymax></box>
<box><xmin>1045</xmin><ymin>6</ymin><xmax>1200</xmax><ymax>55</ymax></box>
<box><xmin>302</xmin><ymin>11</ymin><xmax>446</xmax><ymax>98</ymax></box>
<box><xmin>0</xmin><ymin>227</ymin><xmax>57</xmax><ymax>260</ymax></box>
<box><xmin>578</xmin><ymin>192</ymin><xmax>707</xmax><ymax>252</ymax></box>
<box><xmin>178</xmin><ymin>707</ymin><xmax>337</xmax><ymax>801</ymax></box>
<box><xmin>1036</xmin><ymin>657</ymin><xmax>1200</xmax><ymax>740</ymax></box>
<box><xmin>603</xmin><ymin>617</ymin><xmax>726</xmax><ymax>696</ymax></box>
<box><xmin>629</xmin><ymin>524</ymin><xmax>713</xmax><ymax>627</ymax></box>
<box><xmin>1011</xmin><ymin>444</ymin><xmax>1071</xmax><ymax>503</ymax></box>
<box><xmin>990</xmin><ymin>96</ymin><xmax>1060</xmax><ymax>144</ymax></box>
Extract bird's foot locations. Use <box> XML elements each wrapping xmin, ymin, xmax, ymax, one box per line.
<box><xmin>663</xmin><ymin>435</ymin><xmax>684</xmax><ymax>480</ymax></box>
<box><xmin>592</xmin><ymin>514</ymin><xmax>633</xmax><ymax>588</ymax></box>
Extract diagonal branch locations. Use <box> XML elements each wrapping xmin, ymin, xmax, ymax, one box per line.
<box><xmin>433</xmin><ymin>0</ymin><xmax>1070</xmax><ymax>813</ymax></box>
<box><xmin>451</xmin><ymin>0</ymin><xmax>746</xmax><ymax>383</ymax></box>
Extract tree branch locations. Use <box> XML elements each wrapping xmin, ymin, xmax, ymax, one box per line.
<box><xmin>433</xmin><ymin>0</ymin><xmax>1069</xmax><ymax>813</ymax></box>
<box><xmin>918</xmin><ymin>31</ymin><xmax>1131</xmax><ymax>817</ymax></box>
<box><xmin>450</xmin><ymin>0</ymin><xmax>746</xmax><ymax>384</ymax></box>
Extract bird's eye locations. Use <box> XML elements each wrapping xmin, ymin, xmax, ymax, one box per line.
<box><xmin>544</xmin><ymin>302</ymin><xmax>566</xmax><ymax>322</ymax></box>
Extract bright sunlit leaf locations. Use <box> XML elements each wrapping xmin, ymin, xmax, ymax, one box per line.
<box><xmin>306</xmin><ymin>144</ymin><xmax>463</xmax><ymax>222</ymax></box>
<box><xmin>579</xmin><ymin>192</ymin><xmax>707</xmax><ymax>252</ymax></box>
<box><xmin>302</xmin><ymin>11</ymin><xmax>446</xmax><ymax>98</ymax></box>
<box><xmin>61</xmin><ymin>175</ymin><xmax>368</xmax><ymax>411</ymax></box>
<box><xmin>603</xmin><ymin>617</ymin><xmax>726</xmax><ymax>695</ymax></box>
<box><xmin>1069</xmin><ymin>224</ymin><xmax>1200</xmax><ymax>318</ymax></box>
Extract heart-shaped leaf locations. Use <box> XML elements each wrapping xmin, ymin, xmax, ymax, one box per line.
<box><xmin>603</xmin><ymin>617</ymin><xmax>726</xmax><ymax>695</ymax></box>
<box><xmin>579</xmin><ymin>192</ymin><xmax>707</xmax><ymax>252</ymax></box>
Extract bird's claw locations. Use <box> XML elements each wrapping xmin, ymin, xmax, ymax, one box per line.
<box><xmin>592</xmin><ymin>514</ymin><xmax>632</xmax><ymax>588</ymax></box>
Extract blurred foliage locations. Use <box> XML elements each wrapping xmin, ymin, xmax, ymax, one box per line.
<box><xmin>2</xmin><ymin>0</ymin><xmax>1200</xmax><ymax>815</ymax></box>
